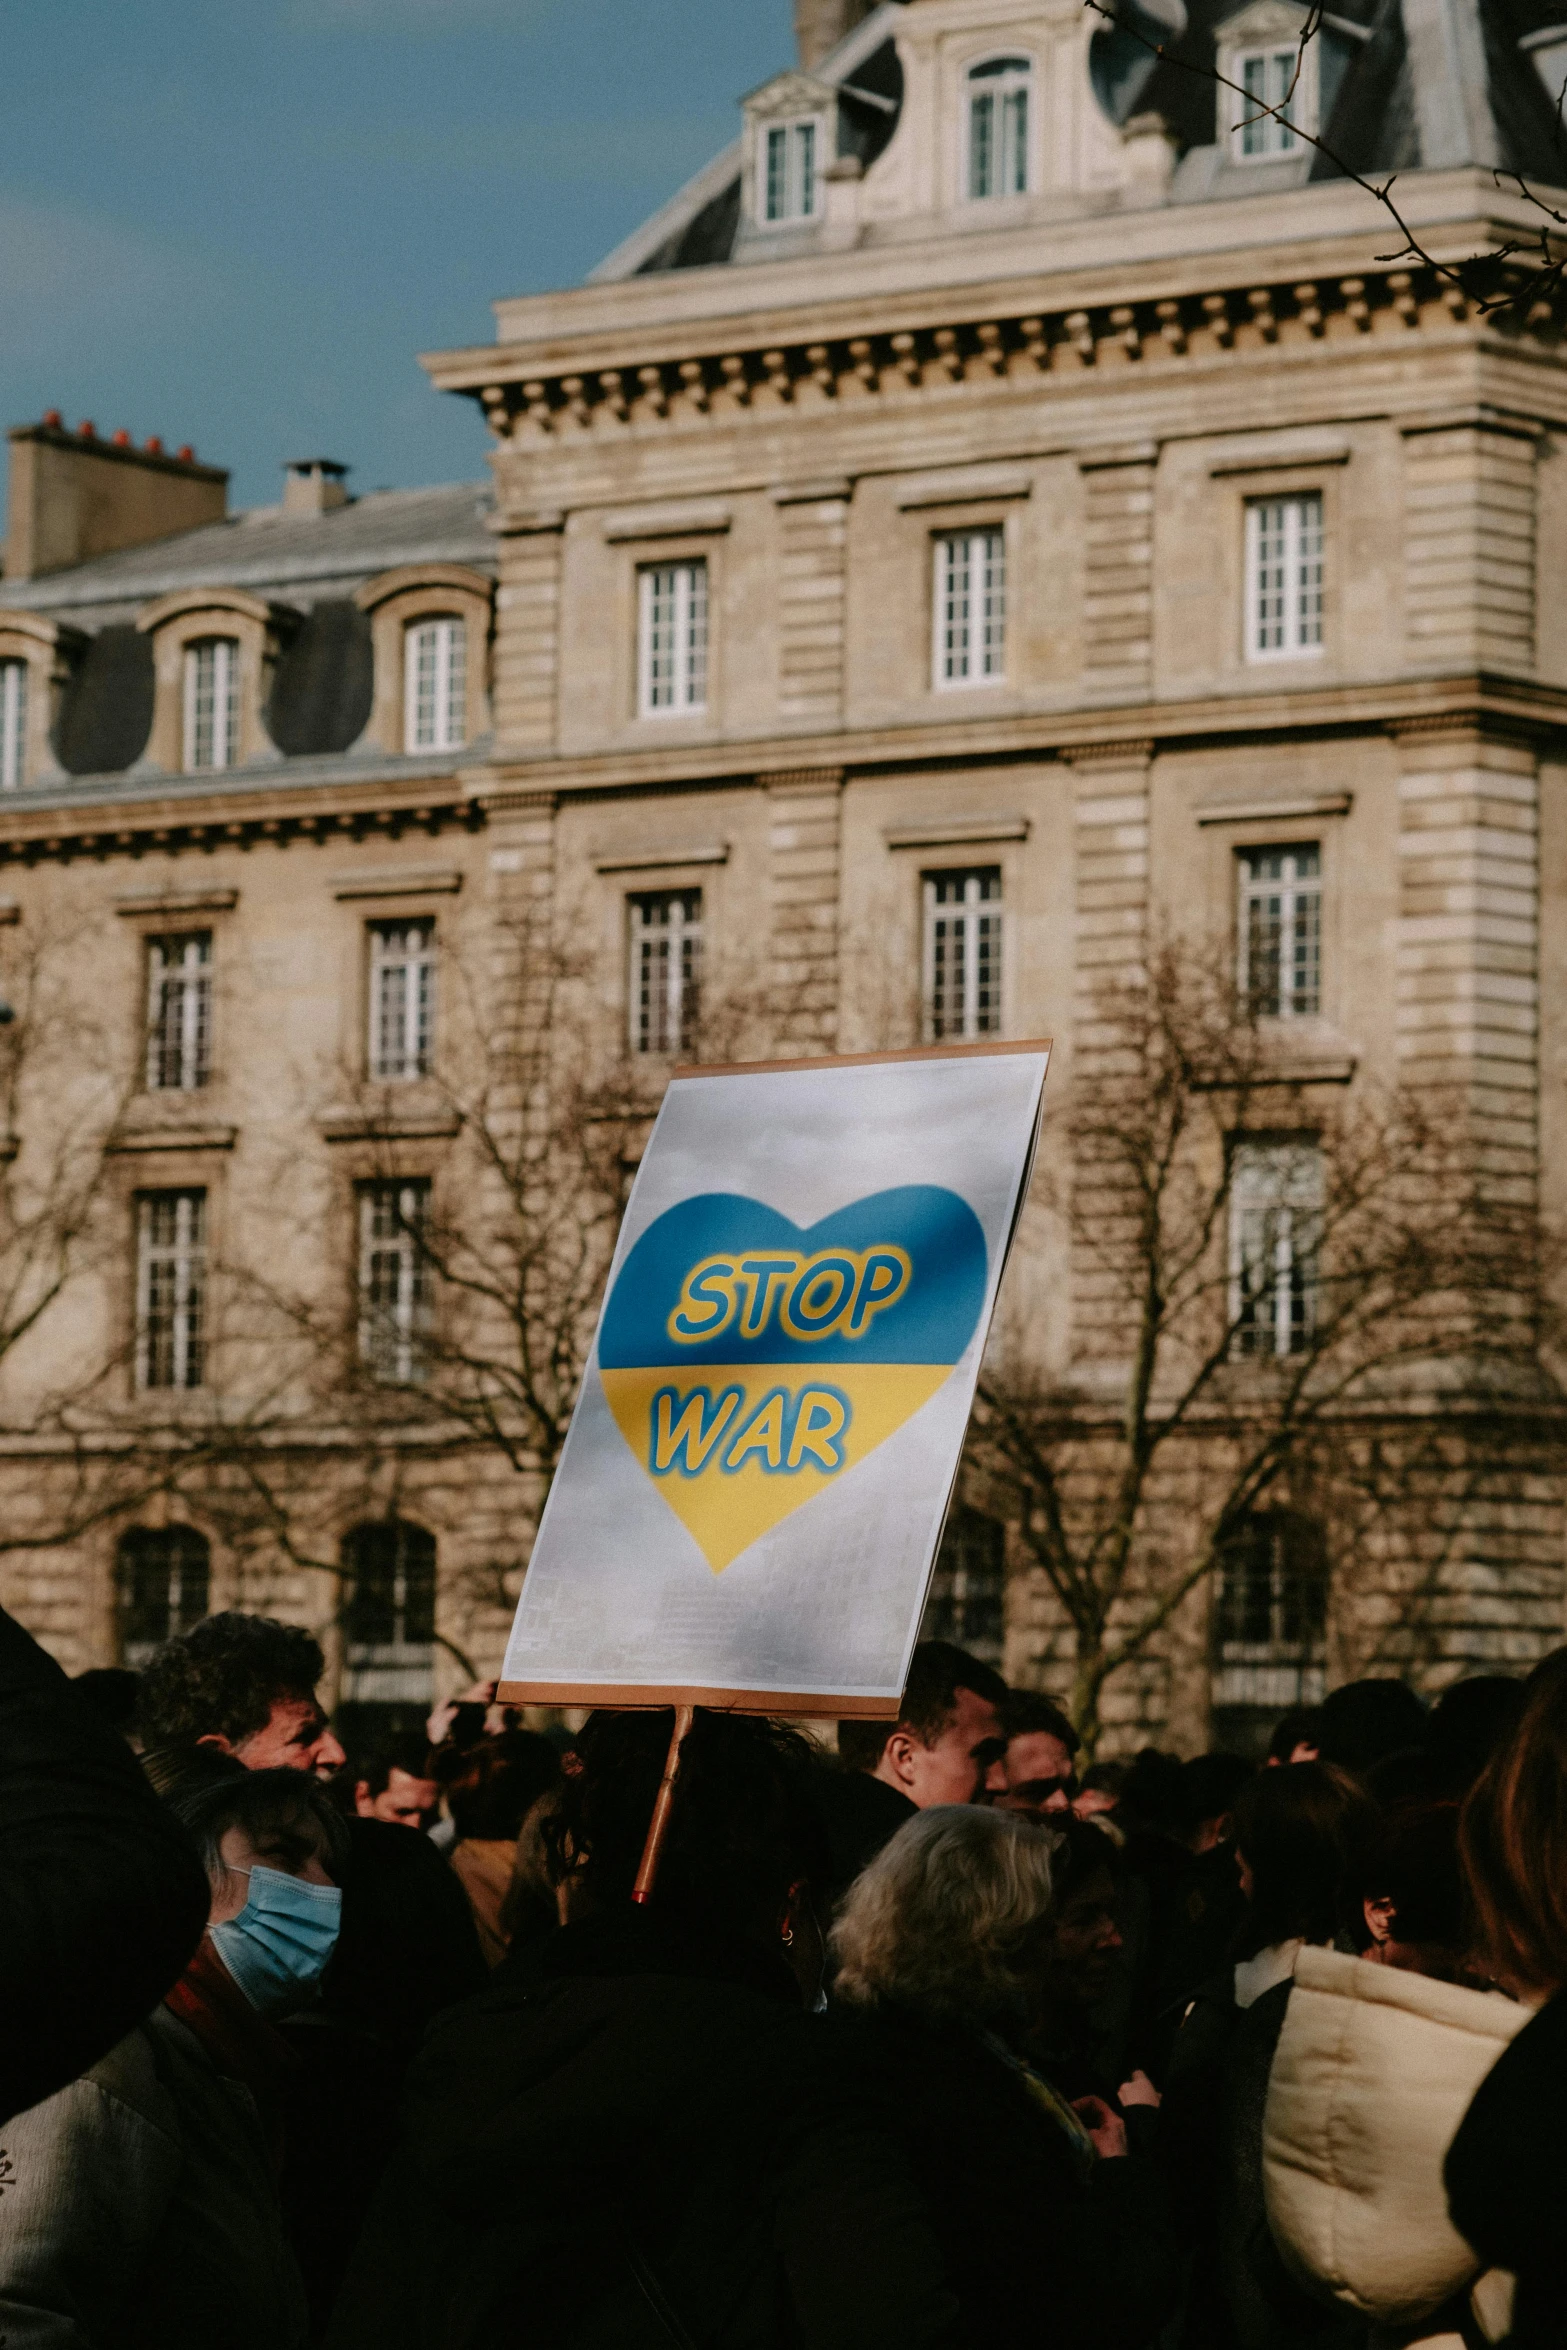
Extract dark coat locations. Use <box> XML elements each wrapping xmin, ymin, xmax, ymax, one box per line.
<box><xmin>1445</xmin><ymin>1988</ymin><xmax>1567</xmax><ymax>2350</ymax></box>
<box><xmin>0</xmin><ymin>1605</ymin><xmax>209</xmax><ymax>2125</ymax></box>
<box><xmin>822</xmin><ymin>2001</ymin><xmax>1181</xmax><ymax>2350</ymax></box>
<box><xmin>815</xmin><ymin>1770</ymin><xmax>917</xmax><ymax>1910</ymax></box>
<box><xmin>327</xmin><ymin>1909</ymin><xmax>967</xmax><ymax>2350</ymax></box>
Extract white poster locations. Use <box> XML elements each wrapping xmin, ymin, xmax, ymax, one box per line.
<box><xmin>499</xmin><ymin>1041</ymin><xmax>1050</xmax><ymax>1715</ymax></box>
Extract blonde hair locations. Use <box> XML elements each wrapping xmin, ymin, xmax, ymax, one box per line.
<box><xmin>831</xmin><ymin>1805</ymin><xmax>1056</xmax><ymax>2026</ymax></box>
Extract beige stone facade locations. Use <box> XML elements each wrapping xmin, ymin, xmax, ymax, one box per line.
<box><xmin>2</xmin><ymin>0</ymin><xmax>1567</xmax><ymax>1745</ymax></box>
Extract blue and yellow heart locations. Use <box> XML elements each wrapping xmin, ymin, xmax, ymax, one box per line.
<box><xmin>598</xmin><ymin>1187</ymin><xmax>987</xmax><ymax>1572</ymax></box>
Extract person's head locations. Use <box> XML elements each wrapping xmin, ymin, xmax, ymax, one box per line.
<box><xmin>996</xmin><ymin>1690</ymin><xmax>1080</xmax><ymax>1821</ymax></box>
<box><xmin>73</xmin><ymin>1667</ymin><xmax>143</xmax><ymax>1741</ymax></box>
<box><xmin>543</xmin><ymin>1709</ymin><xmax>830</xmax><ymax>2003</ymax></box>
<box><xmin>164</xmin><ymin>1759</ymin><xmax>349</xmax><ymax>2017</ymax></box>
<box><xmin>1073</xmin><ymin>1760</ymin><xmax>1128</xmax><ymax>1826</ymax></box>
<box><xmin>1231</xmin><ymin>1759</ymin><xmax>1377</xmax><ymax>1949</ymax></box>
<box><xmin>137</xmin><ymin>1612</ymin><xmax>346</xmax><ymax>1777</ymax></box>
<box><xmin>353</xmin><ymin>1731</ymin><xmax>441</xmax><ymax>1829</ymax></box>
<box><xmin>1029</xmin><ymin>1814</ymin><xmax>1123</xmax><ymax>2014</ymax></box>
<box><xmin>831</xmin><ymin>1805</ymin><xmax>1056</xmax><ymax>2030</ymax></box>
<box><xmin>837</xmin><ymin>1641</ymin><xmax>1008</xmax><ymax>1808</ymax></box>
<box><xmin>1425</xmin><ymin>1676</ymin><xmax>1525</xmax><ymax>1802</ymax></box>
<box><xmin>1315</xmin><ymin>1678</ymin><xmax>1427</xmax><ymax>1777</ymax></box>
<box><xmin>437</xmin><ymin>1728</ymin><xmax>560</xmax><ymax>1844</ymax></box>
<box><xmin>1460</xmin><ymin>1647</ymin><xmax>1567</xmax><ymax>1999</ymax></box>
<box><xmin>1178</xmin><ymin>1752</ymin><xmax>1255</xmax><ymax>1853</ymax></box>
<box><xmin>1266</xmin><ymin>1706</ymin><xmax>1323</xmax><ymax>1767</ymax></box>
<box><xmin>1355</xmin><ymin>1800</ymin><xmax>1467</xmax><ymax>1978</ymax></box>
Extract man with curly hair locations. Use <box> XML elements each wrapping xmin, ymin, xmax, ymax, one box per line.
<box><xmin>136</xmin><ymin>1612</ymin><xmax>346</xmax><ymax>1778</ymax></box>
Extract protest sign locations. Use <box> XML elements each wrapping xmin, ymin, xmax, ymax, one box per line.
<box><xmin>498</xmin><ymin>1040</ymin><xmax>1050</xmax><ymax>1717</ymax></box>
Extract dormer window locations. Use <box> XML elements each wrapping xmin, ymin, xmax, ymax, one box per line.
<box><xmin>764</xmin><ymin>118</ymin><xmax>821</xmax><ymax>223</ymax></box>
<box><xmin>0</xmin><ymin>659</ymin><xmax>27</xmax><ymax>791</ymax></box>
<box><xmin>1234</xmin><ymin>44</ymin><xmax>1309</xmax><ymax>155</ymax></box>
<box><xmin>967</xmin><ymin>57</ymin><xmax>1031</xmax><ymax>199</ymax></box>
<box><xmin>183</xmin><ymin>638</ymin><xmax>238</xmax><ymax>773</ymax></box>
<box><xmin>404</xmin><ymin>615</ymin><xmax>467</xmax><ymax>752</ymax></box>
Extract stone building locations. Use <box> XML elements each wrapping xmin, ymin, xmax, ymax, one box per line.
<box><xmin>3</xmin><ymin>0</ymin><xmax>1567</xmax><ymax>1746</ymax></box>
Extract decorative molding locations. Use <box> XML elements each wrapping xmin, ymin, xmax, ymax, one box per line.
<box><xmin>318</xmin><ymin>1109</ymin><xmax>463</xmax><ymax>1145</ymax></box>
<box><xmin>1060</xmin><ymin>738</ymin><xmax>1155</xmax><ymax>766</ymax></box>
<box><xmin>1077</xmin><ymin>442</ymin><xmax>1161</xmax><ymax>474</ymax></box>
<box><xmin>109</xmin><ymin>1122</ymin><xmax>238</xmax><ymax>1154</ymax></box>
<box><xmin>600</xmin><ymin>499</ymin><xmax>732</xmax><ymax>542</ymax></box>
<box><xmin>771</xmin><ymin>478</ymin><xmax>853</xmax><ymax>505</ymax></box>
<box><xmin>1209</xmin><ymin>443</ymin><xmax>1353</xmax><ymax>477</ymax></box>
<box><xmin>331</xmin><ymin>866</ymin><xmax>463</xmax><ymax>900</ymax></box>
<box><xmin>1399</xmin><ymin>406</ymin><xmax>1545</xmax><ymax>443</ymax></box>
<box><xmin>1196</xmin><ymin>791</ymin><xmax>1353</xmax><ymax>825</ymax></box>
<box><xmin>0</xmin><ymin>793</ymin><xmax>482</xmax><ymax>869</ymax></box>
<box><xmin>593</xmin><ymin>839</ymin><xmax>729</xmax><ymax>874</ymax></box>
<box><xmin>475</xmin><ymin>787</ymin><xmax>560</xmax><ymax>817</ymax></box>
<box><xmin>114</xmin><ymin>885</ymin><xmax>240</xmax><ymax>917</ymax></box>
<box><xmin>883</xmin><ymin>813</ymin><xmax>1030</xmax><ymax>848</ymax></box>
<box><xmin>896</xmin><ymin>467</ymin><xmax>1033</xmax><ymax>510</ymax></box>
<box><xmin>760</xmin><ymin>766</ymin><xmax>845</xmax><ymax>794</ymax></box>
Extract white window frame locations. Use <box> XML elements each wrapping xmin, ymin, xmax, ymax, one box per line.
<box><xmin>0</xmin><ymin>659</ymin><xmax>28</xmax><ymax>791</ymax></box>
<box><xmin>1232</xmin><ymin>43</ymin><xmax>1312</xmax><ymax>159</ymax></box>
<box><xmin>761</xmin><ymin>115</ymin><xmax>822</xmax><ymax>224</ymax></box>
<box><xmin>965</xmin><ymin>55</ymin><xmax>1033</xmax><ymax>201</ymax></box>
<box><xmin>403</xmin><ymin>615</ymin><xmax>467</xmax><ymax>752</ymax></box>
<box><xmin>1244</xmin><ymin>493</ymin><xmax>1323</xmax><ymax>662</ymax></box>
<box><xmin>1229</xmin><ymin>1140</ymin><xmax>1323</xmax><ymax>1361</ymax></box>
<box><xmin>1238</xmin><ymin>844</ymin><xmax>1321</xmax><ymax>1019</ymax></box>
<box><xmin>358</xmin><ymin>1179</ymin><xmax>431</xmax><ymax>1386</ymax></box>
<box><xmin>923</xmin><ymin>868</ymin><xmax>1004</xmax><ymax>1042</ymax></box>
<box><xmin>146</xmin><ymin>932</ymin><xmax>213</xmax><ymax>1093</ymax></box>
<box><xmin>368</xmin><ymin>920</ymin><xmax>436</xmax><ymax>1083</ymax></box>
<box><xmin>934</xmin><ymin>528</ymin><xmax>1007</xmax><ymax>688</ymax></box>
<box><xmin>182</xmin><ymin>637</ymin><xmax>239</xmax><ymax>773</ymax></box>
<box><xmin>136</xmin><ymin>1189</ymin><xmax>207</xmax><ymax>1392</ymax></box>
<box><xmin>637</xmin><ymin>561</ymin><xmax>709</xmax><ymax>717</ymax></box>
<box><xmin>629</xmin><ymin>890</ymin><xmax>703</xmax><ymax>1057</ymax></box>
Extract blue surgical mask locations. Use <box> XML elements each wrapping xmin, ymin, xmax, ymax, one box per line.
<box><xmin>210</xmin><ymin>1865</ymin><xmax>342</xmax><ymax>2017</ymax></box>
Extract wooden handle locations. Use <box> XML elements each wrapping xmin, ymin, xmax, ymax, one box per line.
<box><xmin>631</xmin><ymin>1704</ymin><xmax>696</xmax><ymax>1905</ymax></box>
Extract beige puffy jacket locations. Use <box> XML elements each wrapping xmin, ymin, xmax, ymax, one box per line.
<box><xmin>1262</xmin><ymin>1947</ymin><xmax>1530</xmax><ymax>2349</ymax></box>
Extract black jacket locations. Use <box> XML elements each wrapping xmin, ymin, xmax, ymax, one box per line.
<box><xmin>0</xmin><ymin>1606</ymin><xmax>209</xmax><ymax>2124</ymax></box>
<box><xmin>1446</xmin><ymin>1989</ymin><xmax>1567</xmax><ymax>2350</ymax></box>
<box><xmin>327</xmin><ymin>1909</ymin><xmax>966</xmax><ymax>2350</ymax></box>
<box><xmin>823</xmin><ymin>2001</ymin><xmax>1181</xmax><ymax>2350</ymax></box>
<box><xmin>815</xmin><ymin>1771</ymin><xmax>917</xmax><ymax>1910</ymax></box>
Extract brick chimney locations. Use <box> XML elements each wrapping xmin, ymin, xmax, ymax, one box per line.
<box><xmin>794</xmin><ymin>0</ymin><xmax>880</xmax><ymax>70</ymax></box>
<box><xmin>282</xmin><ymin>459</ymin><xmax>350</xmax><ymax>517</ymax></box>
<box><xmin>4</xmin><ymin>415</ymin><xmax>228</xmax><ymax>583</ymax></box>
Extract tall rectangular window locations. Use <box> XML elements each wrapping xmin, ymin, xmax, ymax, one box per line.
<box><xmin>638</xmin><ymin>561</ymin><xmax>708</xmax><ymax>716</ymax></box>
<box><xmin>1245</xmin><ymin>494</ymin><xmax>1323</xmax><ymax>660</ymax></box>
<box><xmin>1237</xmin><ymin>47</ymin><xmax>1301</xmax><ymax>156</ymax></box>
<box><xmin>358</xmin><ymin>1179</ymin><xmax>431</xmax><ymax>1385</ymax></box>
<box><xmin>968</xmin><ymin>58</ymin><xmax>1032</xmax><ymax>197</ymax></box>
<box><xmin>369</xmin><ymin>920</ymin><xmax>435</xmax><ymax>1082</ymax></box>
<box><xmin>0</xmin><ymin>659</ymin><xmax>28</xmax><ymax>791</ymax></box>
<box><xmin>146</xmin><ymin>932</ymin><xmax>213</xmax><ymax>1093</ymax></box>
<box><xmin>630</xmin><ymin>890</ymin><xmax>702</xmax><ymax>1056</ymax></box>
<box><xmin>764</xmin><ymin>118</ymin><xmax>818</xmax><ymax>221</ymax></box>
<box><xmin>137</xmin><ymin>1190</ymin><xmax>207</xmax><ymax>1392</ymax></box>
<box><xmin>1230</xmin><ymin>1141</ymin><xmax>1322</xmax><ymax>1360</ymax></box>
<box><xmin>1238</xmin><ymin>845</ymin><xmax>1321</xmax><ymax>1018</ymax></box>
<box><xmin>924</xmin><ymin>869</ymin><xmax>1003</xmax><ymax>1041</ymax></box>
<box><xmin>919</xmin><ymin>1504</ymin><xmax>1006</xmax><ymax>1665</ymax></box>
<box><xmin>183</xmin><ymin>639</ymin><xmax>239</xmax><ymax>772</ymax></box>
<box><xmin>934</xmin><ymin>528</ymin><xmax>1006</xmax><ymax>687</ymax></box>
<box><xmin>404</xmin><ymin>616</ymin><xmax>467</xmax><ymax>752</ymax></box>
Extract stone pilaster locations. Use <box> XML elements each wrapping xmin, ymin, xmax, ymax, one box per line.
<box><xmin>490</xmin><ymin>511</ymin><xmax>566</xmax><ymax>754</ymax></box>
<box><xmin>763</xmin><ymin>766</ymin><xmax>845</xmax><ymax>1055</ymax></box>
<box><xmin>773</xmin><ymin>481</ymin><xmax>850</xmax><ymax>730</ymax></box>
<box><xmin>1401</xmin><ymin>414</ymin><xmax>1538</xmax><ymax>676</ymax></box>
<box><xmin>1078</xmin><ymin>446</ymin><xmax>1157</xmax><ymax>704</ymax></box>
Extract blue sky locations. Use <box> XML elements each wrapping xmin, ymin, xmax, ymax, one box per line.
<box><xmin>1</xmin><ymin>0</ymin><xmax>790</xmax><ymax>524</ymax></box>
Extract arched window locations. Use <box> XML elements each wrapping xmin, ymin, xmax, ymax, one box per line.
<box><xmin>403</xmin><ymin>616</ymin><xmax>467</xmax><ymax>752</ymax></box>
<box><xmin>340</xmin><ymin>1520</ymin><xmax>437</xmax><ymax>1739</ymax></box>
<box><xmin>183</xmin><ymin>637</ymin><xmax>239</xmax><ymax>772</ymax></box>
<box><xmin>1212</xmin><ymin>1509</ymin><xmax>1328</xmax><ymax>1755</ymax></box>
<box><xmin>116</xmin><ymin>1525</ymin><xmax>210</xmax><ymax>1667</ymax></box>
<box><xmin>919</xmin><ymin>1503</ymin><xmax>1005</xmax><ymax>1665</ymax></box>
<box><xmin>967</xmin><ymin>57</ymin><xmax>1031</xmax><ymax>200</ymax></box>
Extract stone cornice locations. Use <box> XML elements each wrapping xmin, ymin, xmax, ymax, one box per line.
<box><xmin>0</xmin><ymin>773</ymin><xmax>482</xmax><ymax>867</ymax></box>
<box><xmin>443</xmin><ymin>262</ymin><xmax>1561</xmax><ymax>445</ymax></box>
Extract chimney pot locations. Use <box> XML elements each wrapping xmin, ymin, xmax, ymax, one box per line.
<box><xmin>112</xmin><ymin>429</ymin><xmax>131</xmax><ymax>448</ymax></box>
<box><xmin>41</xmin><ymin>409</ymin><xmax>61</xmax><ymax>428</ymax></box>
<box><xmin>176</xmin><ymin>445</ymin><xmax>195</xmax><ymax>462</ymax></box>
<box><xmin>144</xmin><ymin>436</ymin><xmax>163</xmax><ymax>455</ymax></box>
<box><xmin>5</xmin><ymin>418</ymin><xmax>227</xmax><ymax>581</ymax></box>
<box><xmin>282</xmin><ymin>457</ymin><xmax>351</xmax><ymax>516</ymax></box>
<box><xmin>77</xmin><ymin>420</ymin><xmax>96</xmax><ymax>440</ymax></box>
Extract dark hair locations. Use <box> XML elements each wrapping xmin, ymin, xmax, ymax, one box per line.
<box><xmin>1232</xmin><ymin>1759</ymin><xmax>1377</xmax><ymax>1946</ymax></box>
<box><xmin>1046</xmin><ymin>1813</ymin><xmax>1119</xmax><ymax>1906</ymax></box>
<box><xmin>1000</xmin><ymin>1688</ymin><xmax>1080</xmax><ymax>1755</ymax></box>
<box><xmin>837</xmin><ymin>1641</ymin><xmax>1008</xmax><ymax>1772</ymax></box>
<box><xmin>1079</xmin><ymin>1760</ymin><xmax>1128</xmax><ymax>1799</ymax></box>
<box><xmin>137</xmin><ymin>1611</ymin><xmax>325</xmax><ymax>1748</ymax></box>
<box><xmin>1358</xmin><ymin>1800</ymin><xmax>1465</xmax><ymax>1954</ymax></box>
<box><xmin>437</xmin><ymin>1729</ymin><xmax>560</xmax><ymax>1843</ymax></box>
<box><xmin>163</xmin><ymin>1761</ymin><xmax>351</xmax><ymax>1885</ymax></box>
<box><xmin>1177</xmin><ymin>1752</ymin><xmax>1254</xmax><ymax>1839</ymax></box>
<box><xmin>73</xmin><ymin>1667</ymin><xmax>142</xmax><ymax>1737</ymax></box>
<box><xmin>1425</xmin><ymin>1676</ymin><xmax>1525</xmax><ymax>1801</ymax></box>
<box><xmin>1117</xmin><ymin>1747</ymin><xmax>1185</xmax><ymax>1837</ymax></box>
<box><xmin>1315</xmin><ymin>1678</ymin><xmax>1427</xmax><ymax>1776</ymax></box>
<box><xmin>544</xmin><ymin>1708</ymin><xmax>829</xmax><ymax>1932</ymax></box>
<box><xmin>1460</xmin><ymin>1647</ymin><xmax>1567</xmax><ymax>1996</ymax></box>
<box><xmin>1267</xmin><ymin>1706</ymin><xmax>1324</xmax><ymax>1765</ymax></box>
<box><xmin>356</xmin><ymin>1731</ymin><xmax>438</xmax><ymax>1799</ymax></box>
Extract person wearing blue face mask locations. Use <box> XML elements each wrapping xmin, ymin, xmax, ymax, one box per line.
<box><xmin>0</xmin><ymin>1763</ymin><xmax>345</xmax><ymax>2350</ymax></box>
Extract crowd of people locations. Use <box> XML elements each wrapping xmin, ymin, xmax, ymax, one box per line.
<box><xmin>1</xmin><ymin>1600</ymin><xmax>1565</xmax><ymax>2348</ymax></box>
